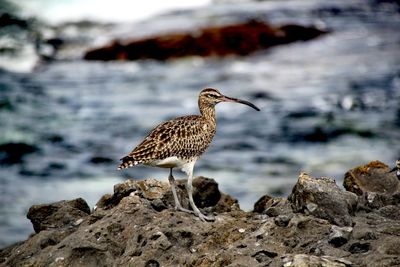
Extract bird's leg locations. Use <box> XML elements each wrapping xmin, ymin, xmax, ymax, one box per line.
<box><xmin>168</xmin><ymin>168</ymin><xmax>194</xmax><ymax>214</ymax></box>
<box><xmin>186</xmin><ymin>167</ymin><xmax>215</xmax><ymax>222</ymax></box>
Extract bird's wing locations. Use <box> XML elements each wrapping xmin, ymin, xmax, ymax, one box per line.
<box><xmin>121</xmin><ymin>115</ymin><xmax>214</xmax><ymax>166</ymax></box>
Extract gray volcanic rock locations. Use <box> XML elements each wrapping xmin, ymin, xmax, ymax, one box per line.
<box><xmin>328</xmin><ymin>225</ymin><xmax>353</xmax><ymax>247</ymax></box>
<box><xmin>2</xmin><ymin>162</ymin><xmax>400</xmax><ymax>267</ymax></box>
<box><xmin>27</xmin><ymin>198</ymin><xmax>91</xmax><ymax>233</ymax></box>
<box><xmin>288</xmin><ymin>172</ymin><xmax>357</xmax><ymax>226</ymax></box>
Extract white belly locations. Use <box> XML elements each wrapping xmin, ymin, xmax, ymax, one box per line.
<box><xmin>145</xmin><ymin>156</ymin><xmax>198</xmax><ymax>176</ymax></box>
<box><xmin>146</xmin><ymin>156</ymin><xmax>187</xmax><ymax>168</ymax></box>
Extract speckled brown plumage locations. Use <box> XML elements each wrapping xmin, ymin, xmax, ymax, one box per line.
<box><xmin>118</xmin><ymin>114</ymin><xmax>216</xmax><ymax>169</ymax></box>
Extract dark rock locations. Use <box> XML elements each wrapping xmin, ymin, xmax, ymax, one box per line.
<box><xmin>46</xmin><ymin>162</ymin><xmax>65</xmax><ymax>170</ymax></box>
<box><xmin>114</xmin><ymin>179</ymin><xmax>138</xmax><ymax>200</ymax></box>
<box><xmin>348</xmin><ymin>242</ymin><xmax>370</xmax><ymax>254</ymax></box>
<box><xmin>288</xmin><ymin>172</ymin><xmax>357</xmax><ymax>226</ymax></box>
<box><xmin>279</xmin><ymin>24</ymin><xmax>327</xmax><ymax>41</ymax></box>
<box><xmin>95</xmin><ymin>194</ymin><xmax>113</xmax><ymax>210</ymax></box>
<box><xmin>328</xmin><ymin>225</ymin><xmax>353</xmax><ymax>247</ymax></box>
<box><xmin>0</xmin><ymin>13</ymin><xmax>28</xmax><ymax>28</ymax></box>
<box><xmin>283</xmin><ymin>125</ymin><xmax>374</xmax><ymax>143</ymax></box>
<box><xmin>253</xmin><ymin>194</ymin><xmax>273</xmax><ymax>213</ymax></box>
<box><xmin>344</xmin><ymin>160</ymin><xmax>400</xmax><ymax>195</ymax></box>
<box><xmin>89</xmin><ymin>156</ymin><xmax>113</xmax><ymax>164</ymax></box>
<box><xmin>0</xmin><ymin>142</ymin><xmax>38</xmax><ymax>164</ymax></box>
<box><xmin>356</xmin><ymin>191</ymin><xmax>400</xmax><ymax>212</ymax></box>
<box><xmin>95</xmin><ymin>179</ymin><xmax>139</xmax><ymax>210</ymax></box>
<box><xmin>253</xmin><ymin>195</ymin><xmax>292</xmax><ymax>216</ymax></box>
<box><xmin>274</xmin><ymin>214</ymin><xmax>293</xmax><ymax>227</ymax></box>
<box><xmin>252</xmin><ymin>250</ymin><xmax>277</xmax><ymax>264</ymax></box>
<box><xmin>27</xmin><ymin>198</ymin><xmax>90</xmax><ymax>233</ymax></box>
<box><xmin>285</xmin><ymin>109</ymin><xmax>318</xmax><ymax>119</ymax></box>
<box><xmin>84</xmin><ymin>20</ymin><xmax>327</xmax><ymax>61</ymax></box>
<box><xmin>145</xmin><ymin>259</ymin><xmax>160</xmax><ymax>267</ymax></box>
<box><xmin>150</xmin><ymin>199</ymin><xmax>168</xmax><ymax>212</ymax></box>
<box><xmin>192</xmin><ymin>176</ymin><xmax>221</xmax><ymax>208</ymax></box>
<box><xmin>0</xmin><ymin>99</ymin><xmax>14</xmax><ymax>111</ymax></box>
<box><xmin>45</xmin><ymin>37</ymin><xmax>64</xmax><ymax>49</ymax></box>
<box><xmin>210</xmin><ymin>192</ymin><xmax>240</xmax><ymax>213</ymax></box>
<box><xmin>45</xmin><ymin>134</ymin><xmax>64</xmax><ymax>143</ymax></box>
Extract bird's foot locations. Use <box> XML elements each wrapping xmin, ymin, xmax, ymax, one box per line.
<box><xmin>174</xmin><ymin>206</ymin><xmax>214</xmax><ymax>222</ymax></box>
<box><xmin>175</xmin><ymin>205</ymin><xmax>195</xmax><ymax>214</ymax></box>
<box><xmin>195</xmin><ymin>211</ymin><xmax>215</xmax><ymax>222</ymax></box>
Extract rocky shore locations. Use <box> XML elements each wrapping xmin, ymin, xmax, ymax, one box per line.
<box><xmin>1</xmin><ymin>160</ymin><xmax>399</xmax><ymax>267</ymax></box>
<box><xmin>83</xmin><ymin>20</ymin><xmax>327</xmax><ymax>61</ymax></box>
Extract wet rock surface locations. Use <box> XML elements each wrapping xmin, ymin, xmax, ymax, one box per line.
<box><xmin>84</xmin><ymin>20</ymin><xmax>327</xmax><ymax>61</ymax></box>
<box><xmin>2</xmin><ymin>162</ymin><xmax>400</xmax><ymax>267</ymax></box>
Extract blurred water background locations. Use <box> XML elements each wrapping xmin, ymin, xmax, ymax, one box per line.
<box><xmin>1</xmin><ymin>0</ymin><xmax>400</xmax><ymax>247</ymax></box>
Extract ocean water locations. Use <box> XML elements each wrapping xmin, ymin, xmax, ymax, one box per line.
<box><xmin>1</xmin><ymin>0</ymin><xmax>400</xmax><ymax>247</ymax></box>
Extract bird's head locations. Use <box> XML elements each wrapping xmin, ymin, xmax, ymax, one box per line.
<box><xmin>199</xmin><ymin>88</ymin><xmax>260</xmax><ymax>111</ymax></box>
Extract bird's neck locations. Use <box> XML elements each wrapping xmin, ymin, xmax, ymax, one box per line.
<box><xmin>199</xmin><ymin>101</ymin><xmax>216</xmax><ymax>126</ymax></box>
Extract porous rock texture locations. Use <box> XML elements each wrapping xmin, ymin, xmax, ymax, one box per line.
<box><xmin>1</xmin><ymin>161</ymin><xmax>400</xmax><ymax>267</ymax></box>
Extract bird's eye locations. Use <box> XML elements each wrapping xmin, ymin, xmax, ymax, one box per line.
<box><xmin>208</xmin><ymin>94</ymin><xmax>217</xmax><ymax>99</ymax></box>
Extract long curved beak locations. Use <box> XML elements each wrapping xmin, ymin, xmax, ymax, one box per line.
<box><xmin>221</xmin><ymin>95</ymin><xmax>260</xmax><ymax>111</ymax></box>
<box><xmin>389</xmin><ymin>167</ymin><xmax>398</xmax><ymax>173</ymax></box>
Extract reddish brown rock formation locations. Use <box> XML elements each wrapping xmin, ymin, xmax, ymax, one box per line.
<box><xmin>343</xmin><ymin>160</ymin><xmax>400</xmax><ymax>196</ymax></box>
<box><xmin>83</xmin><ymin>20</ymin><xmax>327</xmax><ymax>61</ymax></box>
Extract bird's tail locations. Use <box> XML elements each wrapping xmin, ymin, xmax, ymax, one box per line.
<box><xmin>117</xmin><ymin>156</ymin><xmax>139</xmax><ymax>170</ymax></box>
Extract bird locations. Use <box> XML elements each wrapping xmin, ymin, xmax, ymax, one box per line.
<box><xmin>117</xmin><ymin>88</ymin><xmax>260</xmax><ymax>221</ymax></box>
<box><xmin>389</xmin><ymin>159</ymin><xmax>400</xmax><ymax>180</ymax></box>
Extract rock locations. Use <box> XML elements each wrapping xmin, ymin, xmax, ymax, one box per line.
<box><xmin>253</xmin><ymin>195</ymin><xmax>293</xmax><ymax>217</ymax></box>
<box><xmin>2</xmin><ymin>166</ymin><xmax>400</xmax><ymax>267</ymax></box>
<box><xmin>192</xmin><ymin>176</ymin><xmax>221</xmax><ymax>208</ymax></box>
<box><xmin>0</xmin><ymin>142</ymin><xmax>39</xmax><ymax>164</ymax></box>
<box><xmin>328</xmin><ymin>225</ymin><xmax>353</xmax><ymax>247</ymax></box>
<box><xmin>211</xmin><ymin>192</ymin><xmax>240</xmax><ymax>213</ymax></box>
<box><xmin>89</xmin><ymin>156</ymin><xmax>113</xmax><ymax>164</ymax></box>
<box><xmin>281</xmin><ymin>254</ymin><xmax>352</xmax><ymax>267</ymax></box>
<box><xmin>95</xmin><ymin>178</ymin><xmax>140</xmax><ymax>210</ymax></box>
<box><xmin>343</xmin><ymin>160</ymin><xmax>400</xmax><ymax>195</ymax></box>
<box><xmin>356</xmin><ymin>191</ymin><xmax>400</xmax><ymax>212</ymax></box>
<box><xmin>274</xmin><ymin>214</ymin><xmax>293</xmax><ymax>227</ymax></box>
<box><xmin>253</xmin><ymin>194</ymin><xmax>273</xmax><ymax>213</ymax></box>
<box><xmin>252</xmin><ymin>250</ymin><xmax>277</xmax><ymax>264</ymax></box>
<box><xmin>348</xmin><ymin>242</ymin><xmax>371</xmax><ymax>254</ymax></box>
<box><xmin>288</xmin><ymin>172</ymin><xmax>357</xmax><ymax>226</ymax></box>
<box><xmin>0</xmin><ymin>13</ymin><xmax>28</xmax><ymax>29</ymax></box>
<box><xmin>27</xmin><ymin>198</ymin><xmax>91</xmax><ymax>233</ymax></box>
<box><xmin>84</xmin><ymin>20</ymin><xmax>327</xmax><ymax>61</ymax></box>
